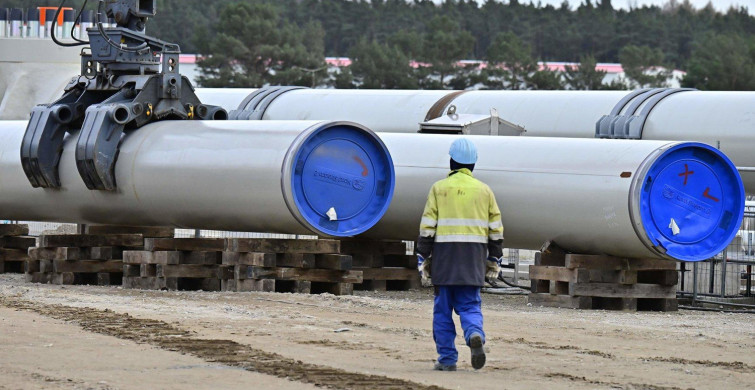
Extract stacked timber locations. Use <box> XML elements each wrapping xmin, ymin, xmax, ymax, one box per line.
<box><xmin>26</xmin><ymin>226</ymin><xmax>173</xmax><ymax>285</ymax></box>
<box><xmin>123</xmin><ymin>237</ymin><xmax>363</xmax><ymax>295</ymax></box>
<box><xmin>528</xmin><ymin>242</ymin><xmax>679</xmax><ymax>311</ymax></box>
<box><xmin>341</xmin><ymin>240</ymin><xmax>420</xmax><ymax>291</ymax></box>
<box><xmin>0</xmin><ymin>224</ymin><xmax>35</xmax><ymax>273</ymax></box>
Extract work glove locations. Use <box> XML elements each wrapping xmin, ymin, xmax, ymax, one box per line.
<box><xmin>485</xmin><ymin>256</ymin><xmax>502</xmax><ymax>287</ymax></box>
<box><xmin>417</xmin><ymin>254</ymin><xmax>433</xmax><ymax>287</ymax></box>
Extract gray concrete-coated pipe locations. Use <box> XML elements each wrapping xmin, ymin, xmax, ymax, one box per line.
<box><xmin>195</xmin><ymin>88</ymin><xmax>755</xmax><ymax>193</ymax></box>
<box><xmin>369</xmin><ymin>133</ymin><xmax>743</xmax><ymax>262</ymax></box>
<box><xmin>0</xmin><ymin>120</ymin><xmax>395</xmax><ymax>237</ymax></box>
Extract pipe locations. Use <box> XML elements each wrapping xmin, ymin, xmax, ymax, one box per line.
<box><xmin>366</xmin><ymin>133</ymin><xmax>744</xmax><ymax>262</ymax></box>
<box><xmin>0</xmin><ymin>121</ymin><xmax>744</xmax><ymax>261</ymax></box>
<box><xmin>194</xmin><ymin>88</ymin><xmax>755</xmax><ymax>194</ymax></box>
<box><xmin>0</xmin><ymin>120</ymin><xmax>395</xmax><ymax>237</ymax></box>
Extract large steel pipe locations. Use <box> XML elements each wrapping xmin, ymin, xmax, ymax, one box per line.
<box><xmin>0</xmin><ymin>120</ymin><xmax>395</xmax><ymax>237</ymax></box>
<box><xmin>195</xmin><ymin>88</ymin><xmax>755</xmax><ymax>193</ymax></box>
<box><xmin>369</xmin><ymin>134</ymin><xmax>743</xmax><ymax>262</ymax></box>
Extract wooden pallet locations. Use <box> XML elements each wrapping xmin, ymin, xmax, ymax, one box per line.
<box><xmin>221</xmin><ymin>238</ymin><xmax>361</xmax><ymax>295</ymax></box>
<box><xmin>528</xmin><ymin>242</ymin><xmax>679</xmax><ymax>311</ymax></box>
<box><xmin>123</xmin><ymin>238</ymin><xmax>362</xmax><ymax>295</ymax></box>
<box><xmin>123</xmin><ymin>246</ymin><xmax>222</xmax><ymax>291</ymax></box>
<box><xmin>340</xmin><ymin>240</ymin><xmax>421</xmax><ymax>291</ymax></box>
<box><xmin>0</xmin><ymin>224</ymin><xmax>35</xmax><ymax>274</ymax></box>
<box><xmin>25</xmin><ymin>226</ymin><xmax>173</xmax><ymax>286</ymax></box>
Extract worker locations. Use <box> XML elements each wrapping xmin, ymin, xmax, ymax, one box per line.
<box><xmin>417</xmin><ymin>138</ymin><xmax>504</xmax><ymax>371</ymax></box>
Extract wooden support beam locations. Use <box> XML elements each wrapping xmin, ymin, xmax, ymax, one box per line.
<box><xmin>529</xmin><ymin>266</ymin><xmax>589</xmax><ymax>283</ymax></box>
<box><xmin>0</xmin><ymin>236</ymin><xmax>36</xmax><ymax>249</ymax></box>
<box><xmin>0</xmin><ymin>248</ymin><xmax>30</xmax><ymax>261</ymax></box>
<box><xmin>565</xmin><ymin>254</ymin><xmax>677</xmax><ymax>271</ymax></box>
<box><xmin>39</xmin><ymin>234</ymin><xmax>144</xmax><ymax>248</ymax></box>
<box><xmin>315</xmin><ymin>254</ymin><xmax>352</xmax><ymax>270</ymax></box>
<box><xmin>226</xmin><ymin>238</ymin><xmax>340</xmax><ymax>254</ymax></box>
<box><xmin>156</xmin><ymin>264</ymin><xmax>218</xmax><ymax>279</ymax></box>
<box><xmin>528</xmin><ymin>293</ymin><xmax>592</xmax><ymax>309</ymax></box>
<box><xmin>144</xmin><ymin>238</ymin><xmax>225</xmax><ymax>251</ymax></box>
<box><xmin>246</xmin><ymin>267</ymin><xmax>363</xmax><ymax>284</ymax></box>
<box><xmin>275</xmin><ymin>253</ymin><xmax>313</xmax><ymax>268</ymax></box>
<box><xmin>0</xmin><ymin>224</ymin><xmax>29</xmax><ymax>237</ymax></box>
<box><xmin>53</xmin><ymin>260</ymin><xmax>123</xmax><ymax>273</ymax></box>
<box><xmin>568</xmin><ymin>282</ymin><xmax>676</xmax><ymax>299</ymax></box>
<box><xmin>222</xmin><ymin>252</ymin><xmax>277</xmax><ymax>267</ymax></box>
<box><xmin>361</xmin><ymin>267</ymin><xmax>418</xmax><ymax>281</ymax></box>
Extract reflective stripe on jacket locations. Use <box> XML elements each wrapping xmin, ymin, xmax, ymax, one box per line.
<box><xmin>417</xmin><ymin>169</ymin><xmax>504</xmax><ymax>286</ymax></box>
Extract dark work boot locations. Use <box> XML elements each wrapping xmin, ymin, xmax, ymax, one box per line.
<box><xmin>469</xmin><ymin>333</ymin><xmax>486</xmax><ymax>370</ymax></box>
<box><xmin>433</xmin><ymin>362</ymin><xmax>457</xmax><ymax>371</ymax></box>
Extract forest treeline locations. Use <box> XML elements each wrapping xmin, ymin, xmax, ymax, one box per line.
<box><xmin>2</xmin><ymin>0</ymin><xmax>754</xmax><ymax>90</ymax></box>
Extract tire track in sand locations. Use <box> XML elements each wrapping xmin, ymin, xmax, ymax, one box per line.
<box><xmin>0</xmin><ymin>296</ymin><xmax>448</xmax><ymax>390</ymax></box>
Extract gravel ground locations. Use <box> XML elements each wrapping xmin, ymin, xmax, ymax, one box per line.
<box><xmin>0</xmin><ymin>274</ymin><xmax>753</xmax><ymax>390</ymax></box>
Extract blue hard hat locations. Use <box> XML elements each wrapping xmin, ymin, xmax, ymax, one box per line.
<box><xmin>449</xmin><ymin>138</ymin><xmax>478</xmax><ymax>164</ymax></box>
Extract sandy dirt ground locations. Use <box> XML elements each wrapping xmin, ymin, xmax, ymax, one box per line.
<box><xmin>0</xmin><ymin>274</ymin><xmax>752</xmax><ymax>390</ymax></box>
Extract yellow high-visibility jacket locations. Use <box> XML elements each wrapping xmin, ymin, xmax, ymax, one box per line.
<box><xmin>417</xmin><ymin>168</ymin><xmax>503</xmax><ymax>286</ymax></box>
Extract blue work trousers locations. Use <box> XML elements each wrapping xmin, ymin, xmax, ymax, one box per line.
<box><xmin>433</xmin><ymin>285</ymin><xmax>485</xmax><ymax>366</ymax></box>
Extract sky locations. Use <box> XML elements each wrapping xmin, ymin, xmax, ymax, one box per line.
<box><xmin>437</xmin><ymin>1</ymin><xmax>755</xmax><ymax>15</ymax></box>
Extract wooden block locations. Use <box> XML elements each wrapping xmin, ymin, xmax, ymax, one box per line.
<box><xmin>275</xmin><ymin>253</ymin><xmax>314</xmax><ymax>268</ymax></box>
<box><xmin>0</xmin><ymin>248</ymin><xmax>30</xmax><ymax>261</ymax></box>
<box><xmin>315</xmin><ymin>254</ymin><xmax>352</xmax><ymax>270</ymax></box>
<box><xmin>569</xmin><ymin>282</ymin><xmax>677</xmax><ymax>299</ymax></box>
<box><xmin>156</xmin><ymin>264</ymin><xmax>218</xmax><ymax>279</ymax></box>
<box><xmin>182</xmin><ymin>251</ymin><xmax>222</xmax><ymax>265</ymax></box>
<box><xmin>0</xmin><ymin>236</ymin><xmax>36</xmax><ymax>249</ymax></box>
<box><xmin>246</xmin><ymin>267</ymin><xmax>363</xmax><ymax>283</ymax></box>
<box><xmin>528</xmin><ymin>293</ymin><xmax>592</xmax><ymax>309</ymax></box>
<box><xmin>361</xmin><ymin>267</ymin><xmax>418</xmax><ymax>281</ymax></box>
<box><xmin>638</xmin><ymin>270</ymin><xmax>679</xmax><ymax>286</ymax></box>
<box><xmin>144</xmin><ymin>238</ymin><xmax>225</xmax><ymax>251</ymax></box>
<box><xmin>53</xmin><ymin>260</ymin><xmax>123</xmax><ymax>273</ymax></box>
<box><xmin>90</xmin><ymin>247</ymin><xmax>125</xmax><ymax>260</ymax></box>
<box><xmin>226</xmin><ymin>238</ymin><xmax>340</xmax><ymax>254</ymax></box>
<box><xmin>52</xmin><ymin>272</ymin><xmax>76</xmax><ymax>285</ymax></box>
<box><xmin>565</xmin><ymin>254</ymin><xmax>677</xmax><ymax>271</ymax></box>
<box><xmin>85</xmin><ymin>225</ymin><xmax>174</xmax><ymax>238</ymax></box>
<box><xmin>311</xmin><ymin>282</ymin><xmax>353</xmax><ymax>295</ymax></box>
<box><xmin>0</xmin><ymin>224</ymin><xmax>29</xmax><ymax>237</ymax></box>
<box><xmin>0</xmin><ymin>261</ymin><xmax>3</xmax><ymax>273</ymax></box>
<box><xmin>588</xmin><ymin>269</ymin><xmax>638</xmax><ymax>285</ymax></box>
<box><xmin>217</xmin><ymin>265</ymin><xmax>235</xmax><ymax>280</ymax></box>
<box><xmin>355</xmin><ymin>279</ymin><xmax>387</xmax><ymax>291</ymax></box>
<box><xmin>123</xmin><ymin>251</ymin><xmax>178</xmax><ymax>265</ymax></box>
<box><xmin>123</xmin><ymin>264</ymin><xmax>141</xmax><ymax>277</ymax></box>
<box><xmin>231</xmin><ymin>279</ymin><xmax>275</xmax><ymax>292</ymax></box>
<box><xmin>140</xmin><ymin>264</ymin><xmax>157</xmax><ymax>277</ymax></box>
<box><xmin>549</xmin><ymin>280</ymin><xmax>569</xmax><ymax>295</ymax></box>
<box><xmin>221</xmin><ymin>278</ymin><xmax>237</xmax><ymax>292</ymax></box>
<box><xmin>26</xmin><ymin>272</ymin><xmax>52</xmax><ymax>284</ymax></box>
<box><xmin>39</xmin><ymin>234</ymin><xmax>144</xmax><ymax>248</ymax></box>
<box><xmin>25</xmin><ymin>260</ymin><xmax>40</xmax><ymax>273</ymax></box>
<box><xmin>39</xmin><ymin>260</ymin><xmax>53</xmax><ymax>273</ymax></box>
<box><xmin>536</xmin><ymin>241</ymin><xmax>567</xmax><ymax>266</ymax></box>
<box><xmin>529</xmin><ymin>266</ymin><xmax>589</xmax><ymax>283</ymax></box>
<box><xmin>383</xmin><ymin>254</ymin><xmax>416</xmax><ymax>268</ymax></box>
<box><xmin>351</xmin><ymin>253</ymin><xmax>383</xmax><ymax>268</ymax></box>
<box><xmin>28</xmin><ymin>247</ymin><xmax>86</xmax><ymax>261</ymax></box>
<box><xmin>222</xmin><ymin>252</ymin><xmax>277</xmax><ymax>266</ymax></box>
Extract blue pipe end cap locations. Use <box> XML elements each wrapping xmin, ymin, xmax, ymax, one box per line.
<box><xmin>290</xmin><ymin>123</ymin><xmax>394</xmax><ymax>237</ymax></box>
<box><xmin>640</xmin><ymin>143</ymin><xmax>744</xmax><ymax>262</ymax></box>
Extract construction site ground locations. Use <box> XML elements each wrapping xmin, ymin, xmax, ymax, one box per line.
<box><xmin>0</xmin><ymin>274</ymin><xmax>752</xmax><ymax>390</ymax></box>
